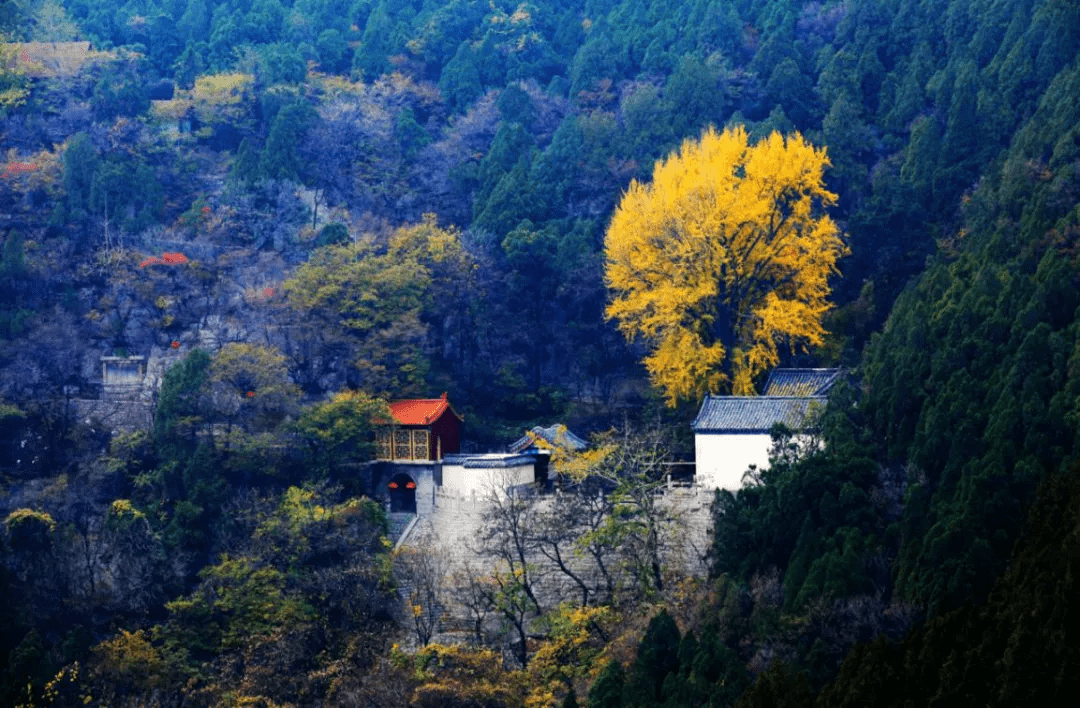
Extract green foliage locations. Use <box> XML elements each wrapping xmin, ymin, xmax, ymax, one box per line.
<box><xmin>0</xmin><ymin>37</ymin><xmax>29</xmax><ymax>114</ymax></box>
<box><xmin>153</xmin><ymin>484</ymin><xmax>391</xmax><ymax>693</ymax></box>
<box><xmin>89</xmin><ymin>155</ymin><xmax>164</xmax><ymax>233</ymax></box>
<box><xmin>685</xmin><ymin>624</ymin><xmax>750</xmax><ymax>705</ymax></box>
<box><xmin>662</xmin><ymin>54</ymin><xmax>726</xmax><ymax>140</ymax></box>
<box><xmin>353</xmin><ymin>0</ymin><xmax>397</xmax><ymax>80</ymax></box>
<box><xmin>396</xmin><ymin>106</ymin><xmax>432</xmax><ymax>158</ymax></box>
<box><xmin>316</xmin><ymin>28</ymin><xmax>350</xmax><ymax>73</ymax></box>
<box><xmin>0</xmin><ymin>231</ymin><xmax>25</xmax><ymax>276</ymax></box>
<box><xmin>627</xmin><ymin>609</ymin><xmax>680</xmax><ymax>705</ymax></box>
<box><xmin>154</xmin><ymin>349</ymin><xmax>212</xmax><ymax>454</ymax></box>
<box><xmin>473</xmin><ymin>121</ymin><xmax>537</xmax><ymax>233</ymax></box>
<box><xmin>61</xmin><ymin>132</ymin><xmax>100</xmax><ymax>223</ymax></box>
<box><xmin>294</xmin><ymin>390</ymin><xmax>389</xmax><ymax>476</ymax></box>
<box><xmin>734</xmin><ymin>661</ymin><xmax>812</xmax><ymax>708</ymax></box>
<box><xmin>588</xmin><ymin>658</ymin><xmax>625</xmax><ymax>708</ymax></box>
<box><xmin>208</xmin><ymin>342</ymin><xmax>299</xmax><ymax>432</ymax></box>
<box><xmin>59</xmin><ymin>131</ymin><xmax>163</xmax><ymax>236</ymax></box>
<box><xmin>90</xmin><ymin>63</ymin><xmax>150</xmax><ymax>121</ymax></box>
<box><xmin>259</xmin><ymin>100</ymin><xmax>317</xmax><ymax>182</ymax></box>
<box><xmin>439</xmin><ymin>40</ymin><xmax>485</xmax><ymax>113</ymax></box>
<box><xmin>283</xmin><ymin>218</ymin><xmax>474</xmax><ymax>395</ymax></box>
<box><xmin>314</xmin><ymin>221</ymin><xmax>350</xmax><ymax>247</ymax></box>
<box><xmin>254</xmin><ymin>42</ymin><xmax>307</xmax><ymax>86</ymax></box>
<box><xmin>164</xmin><ymin>554</ymin><xmax>315</xmax><ymax>653</ymax></box>
<box><xmin>815</xmin><ymin>464</ymin><xmax>1080</xmax><ymax>708</ymax></box>
<box><xmin>862</xmin><ymin>60</ymin><xmax>1080</xmax><ymax>611</ymax></box>
<box><xmin>711</xmin><ymin>390</ymin><xmax>884</xmax><ymax>612</ymax></box>
<box><xmin>149</xmin><ymin>349</ymin><xmax>232</xmax><ymax>555</ymax></box>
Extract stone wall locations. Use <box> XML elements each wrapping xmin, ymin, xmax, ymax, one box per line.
<box><xmin>399</xmin><ymin>482</ymin><xmax>715</xmax><ymax>646</ymax></box>
<box><xmin>72</xmin><ymin>398</ymin><xmax>153</xmax><ymax>432</ymax></box>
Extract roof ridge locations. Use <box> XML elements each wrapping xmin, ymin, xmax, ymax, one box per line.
<box><xmin>702</xmin><ymin>394</ymin><xmax>828</xmax><ymax>400</ymax></box>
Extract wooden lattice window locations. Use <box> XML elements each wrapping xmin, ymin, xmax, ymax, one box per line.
<box><xmin>394</xmin><ymin>429</ymin><xmax>412</xmax><ymax>460</ymax></box>
<box><xmin>376</xmin><ymin>430</ymin><xmax>392</xmax><ymax>460</ymax></box>
<box><xmin>411</xmin><ymin>429</ymin><xmax>429</xmax><ymax>460</ymax></box>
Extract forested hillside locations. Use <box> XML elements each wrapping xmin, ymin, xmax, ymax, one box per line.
<box><xmin>1</xmin><ymin>0</ymin><xmax>1079</xmax><ymax>705</ymax></box>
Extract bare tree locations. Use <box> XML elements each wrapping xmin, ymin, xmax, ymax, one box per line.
<box><xmin>394</xmin><ymin>544</ymin><xmax>448</xmax><ymax>647</ymax></box>
<box><xmin>451</xmin><ymin>561</ymin><xmax>495</xmax><ymax>647</ymax></box>
<box><xmin>531</xmin><ymin>493</ymin><xmax>593</xmax><ymax>606</ymax></box>
<box><xmin>531</xmin><ymin>487</ymin><xmax>623</xmax><ymax>607</ymax></box>
<box><xmin>473</xmin><ymin>479</ymin><xmax>545</xmax><ymax>666</ymax></box>
<box><xmin>583</xmin><ymin>422</ymin><xmax>675</xmax><ymax>599</ymax></box>
<box><xmin>475</xmin><ymin>482</ymin><xmax>544</xmax><ymax>617</ymax></box>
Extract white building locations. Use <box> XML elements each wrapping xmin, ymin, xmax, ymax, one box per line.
<box><xmin>439</xmin><ymin>453</ymin><xmax>543</xmax><ymax>500</ymax></box>
<box><xmin>692</xmin><ymin>369</ymin><xmax>841</xmax><ymax>491</ymax></box>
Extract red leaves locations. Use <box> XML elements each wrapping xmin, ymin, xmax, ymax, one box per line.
<box><xmin>1</xmin><ymin>162</ymin><xmax>37</xmax><ymax>179</ymax></box>
<box><xmin>139</xmin><ymin>252</ymin><xmax>189</xmax><ymax>268</ymax></box>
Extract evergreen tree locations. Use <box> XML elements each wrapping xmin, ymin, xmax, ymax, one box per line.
<box><xmin>259</xmin><ymin>102</ymin><xmax>315</xmax><ymax>182</ymax></box>
<box><xmin>628</xmin><ymin>609</ymin><xmax>681</xmax><ymax>705</ymax></box>
<box><xmin>589</xmin><ymin>658</ymin><xmax>626</xmax><ymax>708</ymax></box>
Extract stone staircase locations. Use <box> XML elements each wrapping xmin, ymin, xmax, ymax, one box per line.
<box><xmin>387</xmin><ymin>512</ymin><xmax>417</xmax><ymax>546</ymax></box>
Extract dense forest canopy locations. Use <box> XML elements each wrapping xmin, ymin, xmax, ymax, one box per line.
<box><xmin>1</xmin><ymin>0</ymin><xmax>1079</xmax><ymax>705</ymax></box>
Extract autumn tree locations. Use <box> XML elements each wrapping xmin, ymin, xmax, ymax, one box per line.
<box><xmin>474</xmin><ymin>480</ymin><xmax>545</xmax><ymax>667</ymax></box>
<box><xmin>294</xmin><ymin>390</ymin><xmax>389</xmax><ymax>478</ymax></box>
<box><xmin>580</xmin><ymin>423</ymin><xmax>677</xmax><ymax>598</ymax></box>
<box><xmin>0</xmin><ymin>36</ymin><xmax>29</xmax><ymax>114</ymax></box>
<box><xmin>604</xmin><ymin>125</ymin><xmax>847</xmax><ymax>402</ymax></box>
<box><xmin>208</xmin><ymin>342</ymin><xmax>299</xmax><ymax>440</ymax></box>
<box><xmin>394</xmin><ymin>544</ymin><xmax>449</xmax><ymax>647</ymax></box>
<box><xmin>282</xmin><ymin>217</ymin><xmax>474</xmax><ymax>396</ymax></box>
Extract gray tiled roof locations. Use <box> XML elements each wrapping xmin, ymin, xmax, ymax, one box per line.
<box><xmin>508</xmin><ymin>424</ymin><xmax>588</xmax><ymax>453</ymax></box>
<box><xmin>692</xmin><ymin>395</ymin><xmax>827</xmax><ymax>433</ymax></box>
<box><xmin>462</xmin><ymin>454</ymin><xmax>538</xmax><ymax>469</ymax></box>
<box><xmin>762</xmin><ymin>368</ymin><xmax>843</xmax><ymax>397</ymax></box>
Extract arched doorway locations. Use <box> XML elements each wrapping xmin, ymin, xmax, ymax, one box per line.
<box><xmin>388</xmin><ymin>473</ymin><xmax>417</xmax><ymax>513</ymax></box>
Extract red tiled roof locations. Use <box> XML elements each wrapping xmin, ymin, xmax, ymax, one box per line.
<box><xmin>388</xmin><ymin>393</ymin><xmax>462</xmax><ymax>426</ymax></box>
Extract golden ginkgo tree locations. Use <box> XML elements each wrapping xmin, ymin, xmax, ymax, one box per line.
<box><xmin>604</xmin><ymin>125</ymin><xmax>847</xmax><ymax>403</ymax></box>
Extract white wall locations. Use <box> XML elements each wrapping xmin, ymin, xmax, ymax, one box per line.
<box><xmin>440</xmin><ymin>461</ymin><xmax>535</xmax><ymax>499</ymax></box>
<box><xmin>695</xmin><ymin>433</ymin><xmax>825</xmax><ymax>491</ymax></box>
<box><xmin>694</xmin><ymin>433</ymin><xmax>772</xmax><ymax>491</ymax></box>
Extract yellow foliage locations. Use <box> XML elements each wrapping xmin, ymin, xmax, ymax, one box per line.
<box><xmin>0</xmin><ymin>41</ymin><xmax>30</xmax><ymax>112</ymax></box>
<box><xmin>527</xmin><ymin>604</ymin><xmax>614</xmax><ymax>702</ymax></box>
<box><xmin>313</xmin><ymin>73</ymin><xmax>368</xmax><ymax>97</ymax></box>
<box><xmin>192</xmin><ymin>73</ymin><xmax>254</xmax><ymax>123</ymax></box>
<box><xmin>150</xmin><ymin>96</ymin><xmax>194</xmax><ymax>121</ymax></box>
<box><xmin>257</xmin><ymin>485</ymin><xmax>335</xmax><ymax>537</ymax></box>
<box><xmin>107</xmin><ymin>498</ymin><xmax>146</xmax><ymax>524</ymax></box>
<box><xmin>4</xmin><ymin>507</ymin><xmax>57</xmax><ymax>533</ymax></box>
<box><xmin>532</xmin><ymin>425</ymin><xmax>614</xmax><ymax>484</ymax></box>
<box><xmin>407</xmin><ymin>644</ymin><xmax>528</xmax><ymax>707</ymax></box>
<box><xmin>194</xmin><ymin>72</ymin><xmax>254</xmax><ymax>102</ymax></box>
<box><xmin>604</xmin><ymin>125</ymin><xmax>847</xmax><ymax>403</ymax></box>
<box><xmin>37</xmin><ymin>661</ymin><xmax>91</xmax><ymax>706</ymax></box>
<box><xmin>89</xmin><ymin>630</ymin><xmax>167</xmax><ymax>690</ymax></box>
<box><xmin>5</xmin><ymin>41</ymin><xmax>110</xmax><ymax>79</ymax></box>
